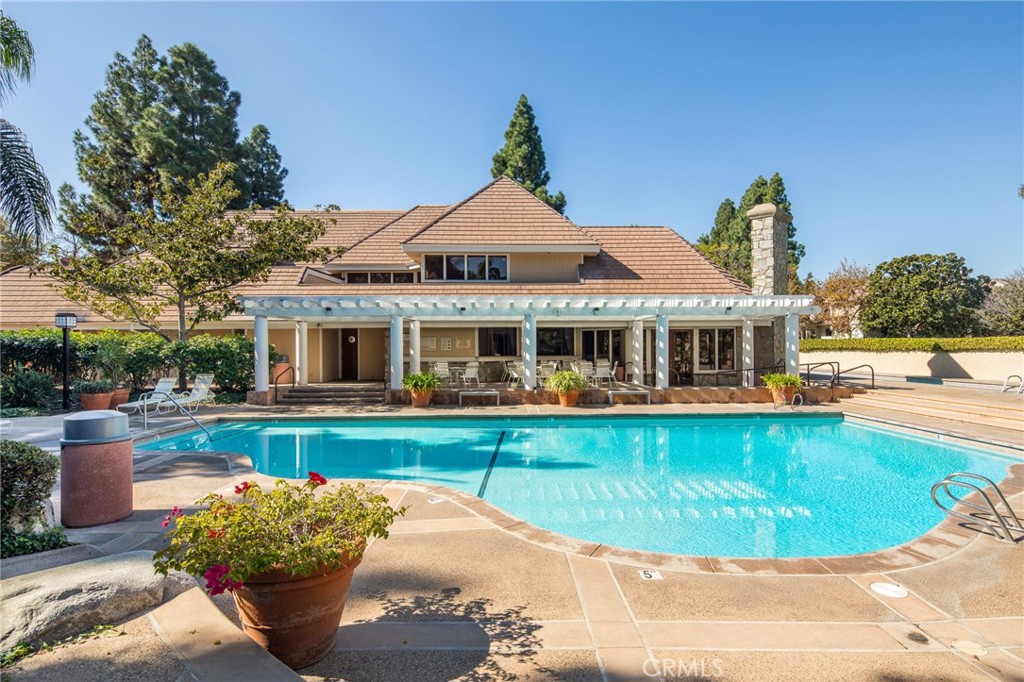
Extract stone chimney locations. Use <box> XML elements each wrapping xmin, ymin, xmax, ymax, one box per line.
<box><xmin>747</xmin><ymin>203</ymin><xmax>790</xmax><ymax>296</ymax></box>
<box><xmin>747</xmin><ymin>203</ymin><xmax>792</xmax><ymax>370</ymax></box>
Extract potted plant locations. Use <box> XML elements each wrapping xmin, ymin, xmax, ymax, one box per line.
<box><xmin>73</xmin><ymin>379</ymin><xmax>114</xmax><ymax>411</ymax></box>
<box><xmin>761</xmin><ymin>372</ymin><xmax>803</xmax><ymax>406</ymax></box>
<box><xmin>153</xmin><ymin>475</ymin><xmax>404</xmax><ymax>669</ymax></box>
<box><xmin>94</xmin><ymin>334</ymin><xmax>130</xmax><ymax>409</ymax></box>
<box><xmin>402</xmin><ymin>372</ymin><xmax>443</xmax><ymax>407</ymax></box>
<box><xmin>546</xmin><ymin>370</ymin><xmax>589</xmax><ymax>407</ymax></box>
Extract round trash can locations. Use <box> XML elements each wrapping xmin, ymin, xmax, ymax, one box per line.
<box><xmin>60</xmin><ymin>410</ymin><xmax>133</xmax><ymax>528</ymax></box>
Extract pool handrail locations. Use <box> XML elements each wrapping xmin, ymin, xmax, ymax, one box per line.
<box><xmin>274</xmin><ymin>365</ymin><xmax>296</xmax><ymax>403</ymax></box>
<box><xmin>142</xmin><ymin>390</ymin><xmax>212</xmax><ymax>444</ymax></box>
<box><xmin>931</xmin><ymin>472</ymin><xmax>1024</xmax><ymax>543</ymax></box>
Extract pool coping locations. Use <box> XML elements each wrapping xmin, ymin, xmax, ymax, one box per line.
<box><xmin>141</xmin><ymin>411</ymin><xmax>1024</xmax><ymax>577</ymax></box>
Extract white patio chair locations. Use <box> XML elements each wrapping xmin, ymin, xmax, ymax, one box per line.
<box><xmin>576</xmin><ymin>361</ymin><xmax>597</xmax><ymax>386</ymax></box>
<box><xmin>507</xmin><ymin>363</ymin><xmax>523</xmax><ymax>389</ymax></box>
<box><xmin>594</xmin><ymin>360</ymin><xmax>614</xmax><ymax>386</ymax></box>
<box><xmin>116</xmin><ymin>377</ymin><xmax>179</xmax><ymax>416</ymax></box>
<box><xmin>176</xmin><ymin>374</ymin><xmax>215</xmax><ymax>412</ymax></box>
<box><xmin>537</xmin><ymin>363</ymin><xmax>555</xmax><ymax>387</ymax></box>
<box><xmin>462</xmin><ymin>362</ymin><xmax>481</xmax><ymax>388</ymax></box>
<box><xmin>431</xmin><ymin>362</ymin><xmax>452</xmax><ymax>386</ymax></box>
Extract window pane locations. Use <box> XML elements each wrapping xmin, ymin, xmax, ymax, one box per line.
<box><xmin>717</xmin><ymin>329</ymin><xmax>736</xmax><ymax>371</ymax></box>
<box><xmin>467</xmin><ymin>256</ymin><xmax>486</xmax><ymax>280</ymax></box>
<box><xmin>538</xmin><ymin>328</ymin><xmax>574</xmax><ymax>356</ymax></box>
<box><xmin>393</xmin><ymin>272</ymin><xmax>414</xmax><ymax>283</ymax></box>
<box><xmin>445</xmin><ymin>255</ymin><xmax>465</xmax><ymax>280</ymax></box>
<box><xmin>479</xmin><ymin>327</ymin><xmax>518</xmax><ymax>356</ymax></box>
<box><xmin>611</xmin><ymin>329</ymin><xmax>625</xmax><ymax>365</ymax></box>
<box><xmin>347</xmin><ymin>272</ymin><xmax>368</xmax><ymax>284</ymax></box>
<box><xmin>698</xmin><ymin>329</ymin><xmax>714</xmax><ymax>371</ymax></box>
<box><xmin>487</xmin><ymin>255</ymin><xmax>508</xmax><ymax>281</ymax></box>
<box><xmin>424</xmin><ymin>256</ymin><xmax>444</xmax><ymax>281</ymax></box>
<box><xmin>370</xmin><ymin>272</ymin><xmax>391</xmax><ymax>284</ymax></box>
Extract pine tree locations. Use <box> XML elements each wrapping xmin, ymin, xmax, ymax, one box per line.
<box><xmin>696</xmin><ymin>172</ymin><xmax>805</xmax><ymax>287</ymax></box>
<box><xmin>491</xmin><ymin>94</ymin><xmax>566</xmax><ymax>214</ymax></box>
<box><xmin>134</xmin><ymin>42</ymin><xmax>246</xmax><ymax>206</ymax></box>
<box><xmin>240</xmin><ymin>124</ymin><xmax>288</xmax><ymax>208</ymax></box>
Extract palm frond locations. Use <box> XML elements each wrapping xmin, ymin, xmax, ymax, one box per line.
<box><xmin>0</xmin><ymin>118</ymin><xmax>53</xmax><ymax>244</ymax></box>
<box><xmin>0</xmin><ymin>13</ymin><xmax>35</xmax><ymax>105</ymax></box>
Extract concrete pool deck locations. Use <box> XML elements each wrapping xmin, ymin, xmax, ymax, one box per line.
<box><xmin>2</xmin><ymin>388</ymin><xmax>1022</xmax><ymax>681</ymax></box>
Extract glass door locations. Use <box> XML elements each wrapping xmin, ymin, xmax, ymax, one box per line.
<box><xmin>670</xmin><ymin>330</ymin><xmax>693</xmax><ymax>385</ymax></box>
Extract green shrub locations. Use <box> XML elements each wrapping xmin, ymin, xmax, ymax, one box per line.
<box><xmin>0</xmin><ymin>329</ymin><xmax>84</xmax><ymax>377</ymax></box>
<box><xmin>0</xmin><ymin>406</ymin><xmax>50</xmax><ymax>418</ymax></box>
<box><xmin>123</xmin><ymin>332</ymin><xmax>173</xmax><ymax>390</ymax></box>
<box><xmin>402</xmin><ymin>372</ymin><xmax>443</xmax><ymax>390</ymax></box>
<box><xmin>761</xmin><ymin>372</ymin><xmax>804</xmax><ymax>389</ymax></box>
<box><xmin>167</xmin><ymin>334</ymin><xmax>267</xmax><ymax>393</ymax></box>
<box><xmin>0</xmin><ymin>366</ymin><xmax>57</xmax><ymax>408</ymax></box>
<box><xmin>0</xmin><ymin>527</ymin><xmax>71</xmax><ymax>559</ymax></box>
<box><xmin>546</xmin><ymin>370</ymin><xmax>589</xmax><ymax>394</ymax></box>
<box><xmin>0</xmin><ymin>441</ymin><xmax>60</xmax><ymax>535</ymax></box>
<box><xmin>800</xmin><ymin>337</ymin><xmax>1024</xmax><ymax>353</ymax></box>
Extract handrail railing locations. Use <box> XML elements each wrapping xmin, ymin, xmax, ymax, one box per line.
<box><xmin>837</xmin><ymin>364</ymin><xmax>875</xmax><ymax>389</ymax></box>
<box><xmin>802</xmin><ymin>362</ymin><xmax>839</xmax><ymax>387</ymax></box>
<box><xmin>931</xmin><ymin>473</ymin><xmax>1024</xmax><ymax>542</ymax></box>
<box><xmin>141</xmin><ymin>390</ymin><xmax>212</xmax><ymax>444</ymax></box>
<box><xmin>274</xmin><ymin>365</ymin><xmax>296</xmax><ymax>403</ymax></box>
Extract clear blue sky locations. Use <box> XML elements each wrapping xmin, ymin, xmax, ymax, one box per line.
<box><xmin>7</xmin><ymin>1</ymin><xmax>1023</xmax><ymax>278</ymax></box>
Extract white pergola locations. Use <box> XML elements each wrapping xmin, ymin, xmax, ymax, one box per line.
<box><xmin>240</xmin><ymin>294</ymin><xmax>817</xmax><ymax>392</ymax></box>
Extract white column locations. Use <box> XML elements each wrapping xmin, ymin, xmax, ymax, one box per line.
<box><xmin>409</xmin><ymin>319</ymin><xmax>421</xmax><ymax>374</ymax></box>
<box><xmin>296</xmin><ymin>321</ymin><xmax>309</xmax><ymax>386</ymax></box>
<box><xmin>521</xmin><ymin>314</ymin><xmax>537</xmax><ymax>390</ymax></box>
<box><xmin>785</xmin><ymin>313</ymin><xmax>800</xmax><ymax>375</ymax></box>
<box><xmin>631</xmin><ymin>319</ymin><xmax>645</xmax><ymax>385</ymax></box>
<box><xmin>742</xmin><ymin>318</ymin><xmax>755</xmax><ymax>387</ymax></box>
<box><xmin>254</xmin><ymin>314</ymin><xmax>269</xmax><ymax>392</ymax></box>
<box><xmin>655</xmin><ymin>314</ymin><xmax>669</xmax><ymax>389</ymax></box>
<box><xmin>389</xmin><ymin>315</ymin><xmax>404</xmax><ymax>390</ymax></box>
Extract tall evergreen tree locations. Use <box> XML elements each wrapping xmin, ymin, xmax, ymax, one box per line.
<box><xmin>491</xmin><ymin>94</ymin><xmax>566</xmax><ymax>214</ymax></box>
<box><xmin>134</xmin><ymin>42</ymin><xmax>246</xmax><ymax>205</ymax></box>
<box><xmin>696</xmin><ymin>172</ymin><xmax>805</xmax><ymax>287</ymax></box>
<box><xmin>240</xmin><ymin>124</ymin><xmax>288</xmax><ymax>208</ymax></box>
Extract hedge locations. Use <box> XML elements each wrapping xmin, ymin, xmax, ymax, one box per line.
<box><xmin>800</xmin><ymin>337</ymin><xmax>1024</xmax><ymax>353</ymax></box>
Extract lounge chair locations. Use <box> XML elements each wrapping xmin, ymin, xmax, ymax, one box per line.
<box><xmin>116</xmin><ymin>377</ymin><xmax>179</xmax><ymax>416</ymax></box>
<box><xmin>175</xmin><ymin>374</ymin><xmax>215</xmax><ymax>412</ymax></box>
<box><xmin>461</xmin><ymin>362</ymin><xmax>481</xmax><ymax>388</ymax></box>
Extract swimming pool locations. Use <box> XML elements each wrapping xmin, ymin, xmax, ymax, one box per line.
<box><xmin>140</xmin><ymin>415</ymin><xmax>1013</xmax><ymax>558</ymax></box>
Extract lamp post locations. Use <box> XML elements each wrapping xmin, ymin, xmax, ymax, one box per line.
<box><xmin>54</xmin><ymin>312</ymin><xmax>77</xmax><ymax>411</ymax></box>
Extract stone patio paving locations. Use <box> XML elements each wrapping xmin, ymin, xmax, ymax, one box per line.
<box><xmin>2</xmin><ymin>390</ymin><xmax>1022</xmax><ymax>681</ymax></box>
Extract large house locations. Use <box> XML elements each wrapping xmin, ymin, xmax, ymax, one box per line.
<box><xmin>0</xmin><ymin>177</ymin><xmax>815</xmax><ymax>397</ymax></box>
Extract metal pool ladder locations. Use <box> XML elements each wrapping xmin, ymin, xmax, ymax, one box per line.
<box><xmin>931</xmin><ymin>473</ymin><xmax>1024</xmax><ymax>542</ymax></box>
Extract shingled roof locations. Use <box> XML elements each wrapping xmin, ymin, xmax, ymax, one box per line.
<box><xmin>403</xmin><ymin>177</ymin><xmax>599</xmax><ymax>250</ymax></box>
<box><xmin>330</xmin><ymin>205</ymin><xmax>450</xmax><ymax>268</ymax></box>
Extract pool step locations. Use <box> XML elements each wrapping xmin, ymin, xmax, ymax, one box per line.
<box><xmin>848</xmin><ymin>391</ymin><xmax>1024</xmax><ymax>433</ymax></box>
<box><xmin>276</xmin><ymin>383</ymin><xmax>386</xmax><ymax>406</ymax></box>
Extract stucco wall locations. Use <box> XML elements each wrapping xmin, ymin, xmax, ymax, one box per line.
<box><xmin>801</xmin><ymin>350</ymin><xmax>1024</xmax><ymax>383</ymax></box>
<box><xmin>359</xmin><ymin>328</ymin><xmax>386</xmax><ymax>380</ymax></box>
<box><xmin>510</xmin><ymin>253</ymin><xmax>580</xmax><ymax>283</ymax></box>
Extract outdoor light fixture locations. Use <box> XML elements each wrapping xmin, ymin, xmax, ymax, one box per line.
<box><xmin>55</xmin><ymin>312</ymin><xmax>78</xmax><ymax>411</ymax></box>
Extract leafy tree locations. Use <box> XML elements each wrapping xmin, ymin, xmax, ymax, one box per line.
<box><xmin>697</xmin><ymin>172</ymin><xmax>805</xmax><ymax>287</ymax></box>
<box><xmin>0</xmin><ymin>14</ymin><xmax>53</xmax><ymax>245</ymax></box>
<box><xmin>491</xmin><ymin>94</ymin><xmax>566</xmax><ymax>214</ymax></box>
<box><xmin>240</xmin><ymin>124</ymin><xmax>288</xmax><ymax>208</ymax></box>
<box><xmin>978</xmin><ymin>269</ymin><xmax>1024</xmax><ymax>336</ymax></box>
<box><xmin>814</xmin><ymin>259</ymin><xmax>870</xmax><ymax>338</ymax></box>
<box><xmin>0</xmin><ymin>217</ymin><xmax>43</xmax><ymax>268</ymax></box>
<box><xmin>49</xmin><ymin>163</ymin><xmax>331</xmax><ymax>342</ymax></box>
<box><xmin>860</xmin><ymin>253</ymin><xmax>987</xmax><ymax>337</ymax></box>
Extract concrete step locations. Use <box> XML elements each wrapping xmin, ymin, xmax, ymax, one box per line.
<box><xmin>855</xmin><ymin>390</ymin><xmax>1024</xmax><ymax>419</ymax></box>
<box><xmin>277</xmin><ymin>396</ymin><xmax>385</xmax><ymax>405</ymax></box>
<box><xmin>849</xmin><ymin>394</ymin><xmax>1024</xmax><ymax>433</ymax></box>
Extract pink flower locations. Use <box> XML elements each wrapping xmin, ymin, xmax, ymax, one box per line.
<box><xmin>233</xmin><ymin>481</ymin><xmax>251</xmax><ymax>495</ymax></box>
<box><xmin>203</xmin><ymin>564</ymin><xmax>243</xmax><ymax>595</ymax></box>
<box><xmin>308</xmin><ymin>471</ymin><xmax>327</xmax><ymax>486</ymax></box>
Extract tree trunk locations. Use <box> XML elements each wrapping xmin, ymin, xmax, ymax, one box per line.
<box><xmin>177</xmin><ymin>299</ymin><xmax>188</xmax><ymax>391</ymax></box>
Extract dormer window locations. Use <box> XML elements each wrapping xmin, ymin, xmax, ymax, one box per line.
<box><xmin>424</xmin><ymin>254</ymin><xmax>508</xmax><ymax>281</ymax></box>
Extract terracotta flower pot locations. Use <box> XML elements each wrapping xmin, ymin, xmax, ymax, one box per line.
<box><xmin>409</xmin><ymin>389</ymin><xmax>433</xmax><ymax>408</ymax></box>
<box><xmin>108</xmin><ymin>387</ymin><xmax>131</xmax><ymax>410</ymax></box>
<box><xmin>80</xmin><ymin>392</ymin><xmax>114</xmax><ymax>411</ymax></box>
<box><xmin>770</xmin><ymin>386</ymin><xmax>797</xmax><ymax>407</ymax></box>
<box><xmin>558</xmin><ymin>390</ymin><xmax>580</xmax><ymax>407</ymax></box>
<box><xmin>232</xmin><ymin>555</ymin><xmax>362</xmax><ymax>669</ymax></box>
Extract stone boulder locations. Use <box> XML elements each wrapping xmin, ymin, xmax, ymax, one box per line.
<box><xmin>0</xmin><ymin>550</ymin><xmax>194</xmax><ymax>651</ymax></box>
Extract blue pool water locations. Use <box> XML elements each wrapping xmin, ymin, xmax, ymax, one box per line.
<box><xmin>140</xmin><ymin>415</ymin><xmax>1013</xmax><ymax>558</ymax></box>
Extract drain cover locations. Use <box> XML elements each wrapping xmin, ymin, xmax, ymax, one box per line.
<box><xmin>952</xmin><ymin>640</ymin><xmax>988</xmax><ymax>656</ymax></box>
<box><xmin>870</xmin><ymin>582</ymin><xmax>909</xmax><ymax>598</ymax></box>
